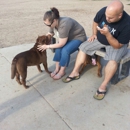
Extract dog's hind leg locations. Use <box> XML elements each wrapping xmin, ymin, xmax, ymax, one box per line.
<box><xmin>79</xmin><ymin>61</ymin><xmax>87</xmax><ymax>74</ymax></box>
<box><xmin>17</xmin><ymin>65</ymin><xmax>29</xmax><ymax>89</ymax></box>
<box><xmin>21</xmin><ymin>73</ymin><xmax>29</xmax><ymax>89</ymax></box>
<box><xmin>16</xmin><ymin>72</ymin><xmax>22</xmax><ymax>85</ymax></box>
<box><xmin>96</xmin><ymin>56</ymin><xmax>102</xmax><ymax>77</ymax></box>
<box><xmin>20</xmin><ymin>69</ymin><xmax>29</xmax><ymax>89</ymax></box>
<box><xmin>21</xmin><ymin>77</ymin><xmax>29</xmax><ymax>89</ymax></box>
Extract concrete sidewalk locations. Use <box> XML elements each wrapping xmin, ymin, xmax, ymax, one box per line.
<box><xmin>0</xmin><ymin>43</ymin><xmax>130</xmax><ymax>130</ymax></box>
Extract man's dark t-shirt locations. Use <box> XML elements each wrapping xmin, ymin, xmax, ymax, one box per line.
<box><xmin>94</xmin><ymin>7</ymin><xmax>130</xmax><ymax>45</ymax></box>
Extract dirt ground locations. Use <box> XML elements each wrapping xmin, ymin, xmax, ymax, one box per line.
<box><xmin>0</xmin><ymin>0</ymin><xmax>130</xmax><ymax>48</ymax></box>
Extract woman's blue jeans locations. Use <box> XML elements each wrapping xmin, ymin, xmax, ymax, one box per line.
<box><xmin>53</xmin><ymin>40</ymin><xmax>82</xmax><ymax>67</ymax></box>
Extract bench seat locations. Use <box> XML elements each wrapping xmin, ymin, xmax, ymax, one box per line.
<box><xmin>95</xmin><ymin>47</ymin><xmax>130</xmax><ymax>84</ymax></box>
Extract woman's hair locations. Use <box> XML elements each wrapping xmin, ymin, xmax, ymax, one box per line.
<box><xmin>43</xmin><ymin>7</ymin><xmax>60</xmax><ymax>22</ymax></box>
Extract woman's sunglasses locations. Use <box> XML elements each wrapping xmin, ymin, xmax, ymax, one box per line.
<box><xmin>44</xmin><ymin>20</ymin><xmax>54</xmax><ymax>27</ymax></box>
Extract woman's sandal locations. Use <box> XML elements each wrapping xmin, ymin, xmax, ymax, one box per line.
<box><xmin>93</xmin><ymin>89</ymin><xmax>107</xmax><ymax>100</ymax></box>
<box><xmin>50</xmin><ymin>71</ymin><xmax>58</xmax><ymax>78</ymax></box>
<box><xmin>53</xmin><ymin>73</ymin><xmax>66</xmax><ymax>80</ymax></box>
<box><xmin>62</xmin><ymin>75</ymin><xmax>80</xmax><ymax>83</ymax></box>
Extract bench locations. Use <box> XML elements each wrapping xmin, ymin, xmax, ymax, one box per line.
<box><xmin>95</xmin><ymin>44</ymin><xmax>130</xmax><ymax>84</ymax></box>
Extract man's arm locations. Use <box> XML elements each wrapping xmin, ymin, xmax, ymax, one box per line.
<box><xmin>97</xmin><ymin>26</ymin><xmax>123</xmax><ymax>49</ymax></box>
<box><xmin>93</xmin><ymin>22</ymin><xmax>98</xmax><ymax>36</ymax></box>
<box><xmin>88</xmin><ymin>21</ymin><xmax>99</xmax><ymax>42</ymax></box>
<box><xmin>106</xmin><ymin>33</ymin><xmax>123</xmax><ymax>48</ymax></box>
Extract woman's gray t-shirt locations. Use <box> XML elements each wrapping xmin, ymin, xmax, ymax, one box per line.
<box><xmin>49</xmin><ymin>17</ymin><xmax>86</xmax><ymax>42</ymax></box>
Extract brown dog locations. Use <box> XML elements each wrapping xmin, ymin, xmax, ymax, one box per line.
<box><xmin>11</xmin><ymin>35</ymin><xmax>51</xmax><ymax>88</ymax></box>
<box><xmin>79</xmin><ymin>54</ymin><xmax>102</xmax><ymax>77</ymax></box>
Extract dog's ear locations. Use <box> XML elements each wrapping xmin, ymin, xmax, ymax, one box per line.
<box><xmin>45</xmin><ymin>34</ymin><xmax>52</xmax><ymax>44</ymax></box>
<box><xmin>47</xmin><ymin>34</ymin><xmax>52</xmax><ymax>41</ymax></box>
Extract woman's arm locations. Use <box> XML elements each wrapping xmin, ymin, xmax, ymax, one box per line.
<box><xmin>49</xmin><ymin>37</ymin><xmax>68</xmax><ymax>49</ymax></box>
<box><xmin>37</xmin><ymin>37</ymin><xmax>68</xmax><ymax>52</ymax></box>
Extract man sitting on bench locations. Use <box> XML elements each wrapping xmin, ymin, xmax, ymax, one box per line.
<box><xmin>62</xmin><ymin>0</ymin><xmax>130</xmax><ymax>100</ymax></box>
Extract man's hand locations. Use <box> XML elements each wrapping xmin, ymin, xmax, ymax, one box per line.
<box><xmin>97</xmin><ymin>25</ymin><xmax>110</xmax><ymax>36</ymax></box>
<box><xmin>87</xmin><ymin>35</ymin><xmax>97</xmax><ymax>42</ymax></box>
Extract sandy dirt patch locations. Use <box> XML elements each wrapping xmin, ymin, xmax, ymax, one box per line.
<box><xmin>0</xmin><ymin>0</ymin><xmax>130</xmax><ymax>48</ymax></box>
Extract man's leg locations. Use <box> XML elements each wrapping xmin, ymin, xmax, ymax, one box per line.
<box><xmin>99</xmin><ymin>60</ymin><xmax>117</xmax><ymax>90</ymax></box>
<box><xmin>94</xmin><ymin>44</ymin><xmax>128</xmax><ymax>100</ymax></box>
<box><xmin>94</xmin><ymin>60</ymin><xmax>118</xmax><ymax>100</ymax></box>
<box><xmin>62</xmin><ymin>39</ymin><xmax>106</xmax><ymax>82</ymax></box>
<box><xmin>65</xmin><ymin>50</ymin><xmax>87</xmax><ymax>81</ymax></box>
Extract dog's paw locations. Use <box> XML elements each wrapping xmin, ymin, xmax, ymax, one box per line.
<box><xmin>97</xmin><ymin>73</ymin><xmax>102</xmax><ymax>77</ymax></box>
<box><xmin>48</xmin><ymin>71</ymin><xmax>52</xmax><ymax>74</ymax></box>
<box><xmin>16</xmin><ymin>80</ymin><xmax>22</xmax><ymax>85</ymax></box>
<box><xmin>39</xmin><ymin>70</ymin><xmax>43</xmax><ymax>72</ymax></box>
<box><xmin>24</xmin><ymin>85</ymin><xmax>30</xmax><ymax>89</ymax></box>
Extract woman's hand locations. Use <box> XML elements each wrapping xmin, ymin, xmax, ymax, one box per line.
<box><xmin>37</xmin><ymin>45</ymin><xmax>49</xmax><ymax>52</ymax></box>
<box><xmin>87</xmin><ymin>35</ymin><xmax>97</xmax><ymax>42</ymax></box>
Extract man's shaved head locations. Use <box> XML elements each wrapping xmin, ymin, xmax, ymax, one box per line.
<box><xmin>105</xmin><ymin>0</ymin><xmax>124</xmax><ymax>23</ymax></box>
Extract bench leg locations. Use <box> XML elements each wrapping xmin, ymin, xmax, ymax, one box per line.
<box><xmin>111</xmin><ymin>61</ymin><xmax>130</xmax><ymax>84</ymax></box>
<box><xmin>120</xmin><ymin>61</ymin><xmax>130</xmax><ymax>78</ymax></box>
<box><xmin>118</xmin><ymin>63</ymin><xmax>123</xmax><ymax>79</ymax></box>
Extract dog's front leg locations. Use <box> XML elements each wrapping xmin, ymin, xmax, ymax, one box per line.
<box><xmin>37</xmin><ymin>65</ymin><xmax>42</xmax><ymax>72</ymax></box>
<box><xmin>42</xmin><ymin>62</ymin><xmax>51</xmax><ymax>74</ymax></box>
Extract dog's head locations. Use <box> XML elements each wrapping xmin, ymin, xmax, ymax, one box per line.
<box><xmin>36</xmin><ymin>34</ymin><xmax>52</xmax><ymax>45</ymax></box>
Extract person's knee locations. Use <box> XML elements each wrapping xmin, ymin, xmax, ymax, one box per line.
<box><xmin>61</xmin><ymin>48</ymin><xmax>70</xmax><ymax>56</ymax></box>
<box><xmin>78</xmin><ymin>50</ymin><xmax>86</xmax><ymax>56</ymax></box>
<box><xmin>55</xmin><ymin>48</ymin><xmax>61</xmax><ymax>53</ymax></box>
<box><xmin>108</xmin><ymin>60</ymin><xmax>117</xmax><ymax>64</ymax></box>
<box><xmin>76</xmin><ymin>50</ymin><xmax>87</xmax><ymax>64</ymax></box>
<box><xmin>107</xmin><ymin>60</ymin><xmax>118</xmax><ymax>68</ymax></box>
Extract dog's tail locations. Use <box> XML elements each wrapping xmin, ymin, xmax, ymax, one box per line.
<box><xmin>11</xmin><ymin>58</ymin><xmax>17</xmax><ymax>79</ymax></box>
